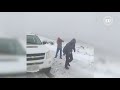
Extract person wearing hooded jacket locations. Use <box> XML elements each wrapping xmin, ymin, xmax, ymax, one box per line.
<box><xmin>55</xmin><ymin>37</ymin><xmax>64</xmax><ymax>59</ymax></box>
<box><xmin>63</xmin><ymin>38</ymin><xmax>76</xmax><ymax>69</ymax></box>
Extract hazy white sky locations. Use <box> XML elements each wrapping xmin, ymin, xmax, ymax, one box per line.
<box><xmin>24</xmin><ymin>12</ymin><xmax>96</xmax><ymax>41</ymax></box>
<box><xmin>0</xmin><ymin>12</ymin><xmax>95</xmax><ymax>40</ymax></box>
<box><xmin>0</xmin><ymin>12</ymin><xmax>120</xmax><ymax>57</ymax></box>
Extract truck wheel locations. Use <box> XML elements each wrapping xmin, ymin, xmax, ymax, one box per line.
<box><xmin>43</xmin><ymin>67</ymin><xmax>51</xmax><ymax>73</ymax></box>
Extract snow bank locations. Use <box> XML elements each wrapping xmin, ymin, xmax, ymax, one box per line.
<box><xmin>94</xmin><ymin>53</ymin><xmax>120</xmax><ymax>78</ymax></box>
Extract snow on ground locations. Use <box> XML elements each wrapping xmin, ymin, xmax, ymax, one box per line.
<box><xmin>50</xmin><ymin>55</ymin><xmax>94</xmax><ymax>78</ymax></box>
<box><xmin>1</xmin><ymin>34</ymin><xmax>120</xmax><ymax>78</ymax></box>
<box><xmin>16</xmin><ymin>36</ymin><xmax>120</xmax><ymax>78</ymax></box>
<box><xmin>43</xmin><ymin>36</ymin><xmax>120</xmax><ymax>78</ymax></box>
<box><xmin>45</xmin><ymin>40</ymin><xmax>94</xmax><ymax>78</ymax></box>
<box><xmin>3</xmin><ymin>34</ymin><xmax>120</xmax><ymax>78</ymax></box>
<box><xmin>94</xmin><ymin>55</ymin><xmax>120</xmax><ymax>78</ymax></box>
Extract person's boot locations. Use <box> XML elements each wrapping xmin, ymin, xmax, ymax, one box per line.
<box><xmin>65</xmin><ymin>66</ymin><xmax>69</xmax><ymax>69</ymax></box>
<box><xmin>68</xmin><ymin>63</ymin><xmax>70</xmax><ymax>66</ymax></box>
<box><xmin>60</xmin><ymin>57</ymin><xmax>62</xmax><ymax>59</ymax></box>
<box><xmin>54</xmin><ymin>56</ymin><xmax>57</xmax><ymax>58</ymax></box>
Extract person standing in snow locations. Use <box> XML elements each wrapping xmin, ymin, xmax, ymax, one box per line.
<box><xmin>55</xmin><ymin>37</ymin><xmax>64</xmax><ymax>59</ymax></box>
<box><xmin>63</xmin><ymin>38</ymin><xmax>76</xmax><ymax>69</ymax></box>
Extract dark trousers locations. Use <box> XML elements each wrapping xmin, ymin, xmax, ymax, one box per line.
<box><xmin>55</xmin><ymin>48</ymin><xmax>62</xmax><ymax>58</ymax></box>
<box><xmin>65</xmin><ymin>52</ymin><xmax>73</xmax><ymax>67</ymax></box>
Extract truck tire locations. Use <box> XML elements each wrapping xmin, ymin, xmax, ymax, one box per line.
<box><xmin>43</xmin><ymin>67</ymin><xmax>51</xmax><ymax>73</ymax></box>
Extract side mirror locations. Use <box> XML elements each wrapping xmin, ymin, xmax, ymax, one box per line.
<box><xmin>40</xmin><ymin>41</ymin><xmax>43</xmax><ymax>45</ymax></box>
<box><xmin>42</xmin><ymin>41</ymin><xmax>47</xmax><ymax>45</ymax></box>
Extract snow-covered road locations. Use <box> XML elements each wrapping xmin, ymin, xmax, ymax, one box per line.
<box><xmin>0</xmin><ymin>41</ymin><xmax>94</xmax><ymax>78</ymax></box>
<box><xmin>2</xmin><ymin>35</ymin><xmax>120</xmax><ymax>78</ymax></box>
<box><xmin>45</xmin><ymin>42</ymin><xmax>94</xmax><ymax>78</ymax></box>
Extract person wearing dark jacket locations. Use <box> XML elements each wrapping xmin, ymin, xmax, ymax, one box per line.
<box><xmin>63</xmin><ymin>38</ymin><xmax>76</xmax><ymax>69</ymax></box>
<box><xmin>55</xmin><ymin>37</ymin><xmax>64</xmax><ymax>59</ymax></box>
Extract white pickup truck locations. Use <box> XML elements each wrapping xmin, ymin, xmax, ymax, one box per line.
<box><xmin>26</xmin><ymin>34</ymin><xmax>53</xmax><ymax>73</ymax></box>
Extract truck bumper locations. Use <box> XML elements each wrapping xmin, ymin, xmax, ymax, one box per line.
<box><xmin>39</xmin><ymin>57</ymin><xmax>54</xmax><ymax>70</ymax></box>
<box><xmin>27</xmin><ymin>57</ymin><xmax>54</xmax><ymax>73</ymax></box>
